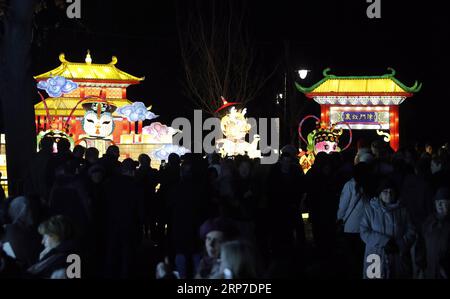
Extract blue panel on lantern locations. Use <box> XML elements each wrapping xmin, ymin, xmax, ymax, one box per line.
<box><xmin>341</xmin><ymin>112</ymin><xmax>377</xmax><ymax>123</ymax></box>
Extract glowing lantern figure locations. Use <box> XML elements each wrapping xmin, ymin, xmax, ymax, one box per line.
<box><xmin>77</xmin><ymin>100</ymin><xmax>116</xmax><ymax>154</ymax></box>
<box><xmin>298</xmin><ymin>115</ymin><xmax>352</xmax><ymax>173</ymax></box>
<box><xmin>216</xmin><ymin>106</ymin><xmax>261</xmax><ymax>159</ymax></box>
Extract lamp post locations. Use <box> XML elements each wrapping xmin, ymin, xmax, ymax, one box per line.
<box><xmin>276</xmin><ymin>69</ymin><xmax>310</xmax><ymax>143</ymax></box>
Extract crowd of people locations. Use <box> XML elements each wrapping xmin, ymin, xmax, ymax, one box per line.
<box><xmin>0</xmin><ymin>136</ymin><xmax>449</xmax><ymax>279</ymax></box>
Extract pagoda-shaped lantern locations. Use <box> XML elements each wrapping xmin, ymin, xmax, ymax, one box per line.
<box><xmin>34</xmin><ymin>51</ymin><xmax>145</xmax><ymax>144</ymax></box>
<box><xmin>34</xmin><ymin>52</ymin><xmax>181</xmax><ymax>166</ymax></box>
<box><xmin>295</xmin><ymin>68</ymin><xmax>422</xmax><ymax>151</ymax></box>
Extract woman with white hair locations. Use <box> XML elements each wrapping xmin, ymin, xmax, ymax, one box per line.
<box><xmin>217</xmin><ymin>240</ymin><xmax>259</xmax><ymax>279</ymax></box>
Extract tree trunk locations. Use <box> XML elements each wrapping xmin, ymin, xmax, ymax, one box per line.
<box><xmin>0</xmin><ymin>0</ymin><xmax>37</xmax><ymax>197</ymax></box>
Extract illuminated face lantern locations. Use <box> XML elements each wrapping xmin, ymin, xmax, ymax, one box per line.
<box><xmin>82</xmin><ymin>101</ymin><xmax>116</xmax><ymax>138</ymax></box>
<box><xmin>315</xmin><ymin>140</ymin><xmax>338</xmax><ymax>154</ymax></box>
<box><xmin>311</xmin><ymin>122</ymin><xmax>342</xmax><ymax>154</ymax></box>
<box><xmin>298</xmin><ymin>116</ymin><xmax>352</xmax><ymax>173</ymax></box>
<box><xmin>221</xmin><ymin>107</ymin><xmax>251</xmax><ymax>140</ymax></box>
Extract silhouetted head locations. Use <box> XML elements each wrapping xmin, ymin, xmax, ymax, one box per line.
<box><xmin>138</xmin><ymin>154</ymin><xmax>151</xmax><ymax>168</ymax></box>
<box><xmin>40</xmin><ymin>136</ymin><xmax>54</xmax><ymax>152</ymax></box>
<box><xmin>57</xmin><ymin>138</ymin><xmax>71</xmax><ymax>154</ymax></box>
<box><xmin>73</xmin><ymin>145</ymin><xmax>86</xmax><ymax>159</ymax></box>
<box><xmin>168</xmin><ymin>153</ymin><xmax>181</xmax><ymax>166</ymax></box>
<box><xmin>106</xmin><ymin>145</ymin><xmax>120</xmax><ymax>160</ymax></box>
<box><xmin>121</xmin><ymin>158</ymin><xmax>138</xmax><ymax>177</ymax></box>
<box><xmin>85</xmin><ymin>147</ymin><xmax>99</xmax><ymax>164</ymax></box>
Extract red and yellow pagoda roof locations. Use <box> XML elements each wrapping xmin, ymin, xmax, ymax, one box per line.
<box><xmin>34</xmin><ymin>51</ymin><xmax>145</xmax><ymax>86</ymax></box>
<box><xmin>296</xmin><ymin>68</ymin><xmax>422</xmax><ymax>98</ymax></box>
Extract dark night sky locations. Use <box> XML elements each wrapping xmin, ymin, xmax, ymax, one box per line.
<box><xmin>12</xmin><ymin>0</ymin><xmax>450</xmax><ymax>147</ymax></box>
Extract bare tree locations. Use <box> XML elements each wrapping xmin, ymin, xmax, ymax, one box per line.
<box><xmin>175</xmin><ymin>0</ymin><xmax>276</xmax><ymax>116</ymax></box>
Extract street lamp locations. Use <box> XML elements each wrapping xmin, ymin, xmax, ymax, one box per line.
<box><xmin>298</xmin><ymin>69</ymin><xmax>310</xmax><ymax>80</ymax></box>
<box><xmin>276</xmin><ymin>69</ymin><xmax>310</xmax><ymax>143</ymax></box>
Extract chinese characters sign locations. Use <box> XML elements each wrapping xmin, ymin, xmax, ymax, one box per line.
<box><xmin>342</xmin><ymin>111</ymin><xmax>376</xmax><ymax>122</ymax></box>
<box><xmin>330</xmin><ymin>106</ymin><xmax>390</xmax><ymax>130</ymax></box>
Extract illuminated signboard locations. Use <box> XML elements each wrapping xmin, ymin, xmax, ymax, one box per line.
<box><xmin>330</xmin><ymin>106</ymin><xmax>390</xmax><ymax>130</ymax></box>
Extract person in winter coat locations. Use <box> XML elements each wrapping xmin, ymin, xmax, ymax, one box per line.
<box><xmin>26</xmin><ymin>136</ymin><xmax>54</xmax><ymax>206</ymax></box>
<box><xmin>167</xmin><ymin>160</ymin><xmax>203</xmax><ymax>278</ymax></box>
<box><xmin>306</xmin><ymin>153</ymin><xmax>339</xmax><ymax>258</ymax></box>
<box><xmin>48</xmin><ymin>162</ymin><xmax>91</xmax><ymax>236</ymax></box>
<box><xmin>400</xmin><ymin>161</ymin><xmax>435</xmax><ymax>231</ymax></box>
<box><xmin>195</xmin><ymin>217</ymin><xmax>238</xmax><ymax>279</ymax></box>
<box><xmin>267</xmin><ymin>153</ymin><xmax>305</xmax><ymax>254</ymax></box>
<box><xmin>0</xmin><ymin>196</ymin><xmax>42</xmax><ymax>269</ymax></box>
<box><xmin>416</xmin><ymin>187</ymin><xmax>450</xmax><ymax>279</ymax></box>
<box><xmin>100</xmin><ymin>159</ymin><xmax>144</xmax><ymax>278</ymax></box>
<box><xmin>360</xmin><ymin>178</ymin><xmax>416</xmax><ymax>279</ymax></box>
<box><xmin>135</xmin><ymin>154</ymin><xmax>159</xmax><ymax>240</ymax></box>
<box><xmin>27</xmin><ymin>215</ymin><xmax>78</xmax><ymax>279</ymax></box>
<box><xmin>337</xmin><ymin>162</ymin><xmax>373</xmax><ymax>278</ymax></box>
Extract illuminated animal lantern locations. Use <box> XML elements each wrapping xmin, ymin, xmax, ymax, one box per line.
<box><xmin>216</xmin><ymin>106</ymin><xmax>261</xmax><ymax>158</ymax></box>
<box><xmin>77</xmin><ymin>99</ymin><xmax>116</xmax><ymax>154</ymax></box>
<box><xmin>298</xmin><ymin>115</ymin><xmax>352</xmax><ymax>172</ymax></box>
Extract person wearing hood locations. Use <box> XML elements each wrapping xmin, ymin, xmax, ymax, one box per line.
<box><xmin>416</xmin><ymin>187</ymin><xmax>450</xmax><ymax>279</ymax></box>
<box><xmin>1</xmin><ymin>196</ymin><xmax>42</xmax><ymax>269</ymax></box>
<box><xmin>360</xmin><ymin>178</ymin><xmax>416</xmax><ymax>279</ymax></box>
<box><xmin>337</xmin><ymin>162</ymin><xmax>374</xmax><ymax>278</ymax></box>
<box><xmin>166</xmin><ymin>159</ymin><xmax>203</xmax><ymax>279</ymax></box>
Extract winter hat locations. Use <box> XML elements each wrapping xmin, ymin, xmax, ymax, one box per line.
<box><xmin>434</xmin><ymin>187</ymin><xmax>450</xmax><ymax>201</ymax></box>
<box><xmin>376</xmin><ymin>177</ymin><xmax>398</xmax><ymax>195</ymax></box>
<box><xmin>199</xmin><ymin>217</ymin><xmax>238</xmax><ymax>241</ymax></box>
<box><xmin>121</xmin><ymin>158</ymin><xmax>139</xmax><ymax>172</ymax></box>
